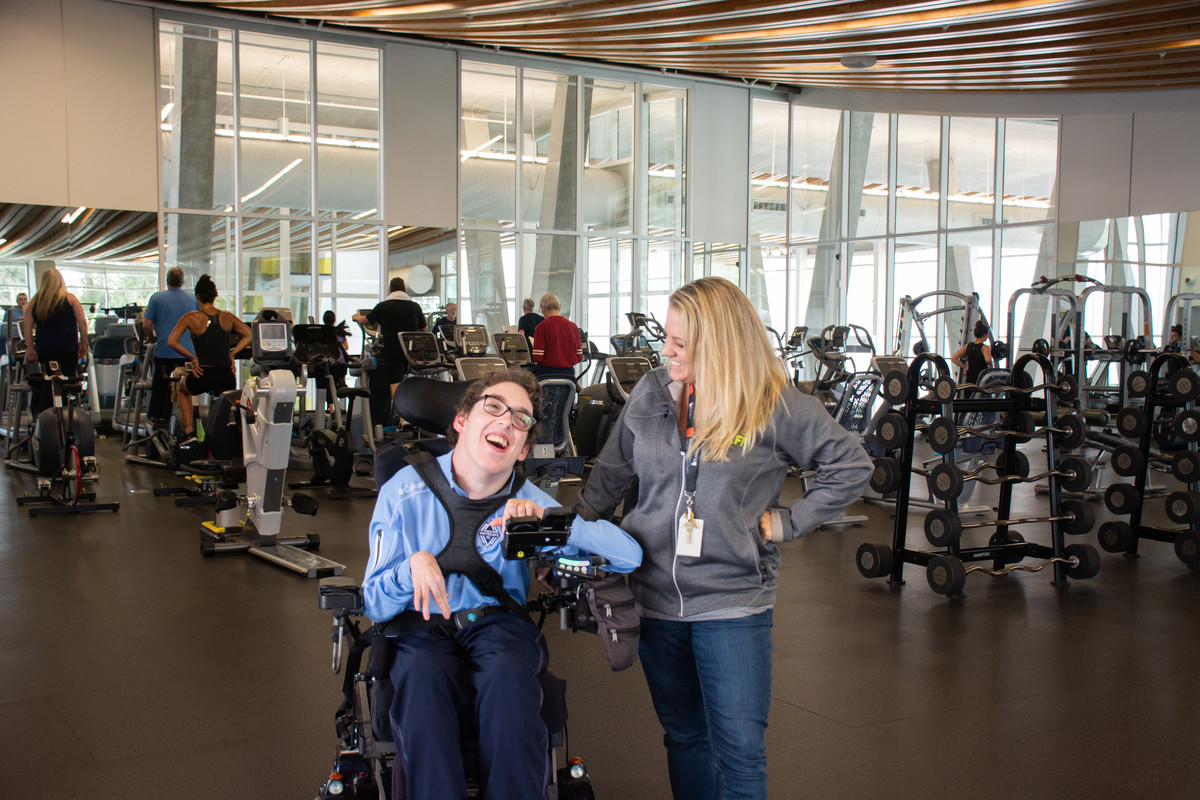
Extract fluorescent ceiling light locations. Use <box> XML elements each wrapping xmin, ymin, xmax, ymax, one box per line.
<box><xmin>62</xmin><ymin>207</ymin><xmax>86</xmax><ymax>224</ymax></box>
<box><xmin>160</xmin><ymin>102</ymin><xmax>175</xmax><ymax>121</ymax></box>
<box><xmin>241</xmin><ymin>159</ymin><xmax>302</xmax><ymax>204</ymax></box>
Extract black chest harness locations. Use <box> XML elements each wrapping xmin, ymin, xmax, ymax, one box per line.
<box><xmin>381</xmin><ymin>452</ymin><xmax>529</xmax><ymax>636</ymax></box>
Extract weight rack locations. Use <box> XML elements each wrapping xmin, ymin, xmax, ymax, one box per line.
<box><xmin>858</xmin><ymin>351</ymin><xmax>1101</xmax><ymax>597</ymax></box>
<box><xmin>1099</xmin><ymin>351</ymin><xmax>1200</xmax><ymax>568</ymax></box>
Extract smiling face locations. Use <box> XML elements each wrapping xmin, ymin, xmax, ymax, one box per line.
<box><xmin>662</xmin><ymin>305</ymin><xmax>694</xmax><ymax>385</ymax></box>
<box><xmin>451</xmin><ymin>380</ymin><xmax>534</xmax><ymax>490</ymax></box>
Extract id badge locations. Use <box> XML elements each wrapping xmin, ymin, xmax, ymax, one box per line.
<box><xmin>676</xmin><ymin>514</ymin><xmax>704</xmax><ymax>557</ymax></box>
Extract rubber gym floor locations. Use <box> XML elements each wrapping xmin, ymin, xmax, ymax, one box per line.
<box><xmin>1</xmin><ymin>433</ymin><xmax>1197</xmax><ymax>799</ymax></box>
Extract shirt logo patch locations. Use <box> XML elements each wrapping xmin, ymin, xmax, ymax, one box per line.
<box><xmin>478</xmin><ymin>518</ymin><xmax>504</xmax><ymax>550</ymax></box>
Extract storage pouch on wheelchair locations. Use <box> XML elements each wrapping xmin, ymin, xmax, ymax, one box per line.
<box><xmin>583</xmin><ymin>574</ymin><xmax>640</xmax><ymax>671</ymax></box>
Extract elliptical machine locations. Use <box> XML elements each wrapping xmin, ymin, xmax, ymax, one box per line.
<box><xmin>199</xmin><ymin>313</ymin><xmax>343</xmax><ymax>578</ymax></box>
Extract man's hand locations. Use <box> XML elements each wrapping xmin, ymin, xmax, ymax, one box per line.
<box><xmin>497</xmin><ymin>498</ymin><xmax>545</xmax><ymax>525</ymax></box>
<box><xmin>409</xmin><ymin>550</ymin><xmax>451</xmax><ymax>621</ymax></box>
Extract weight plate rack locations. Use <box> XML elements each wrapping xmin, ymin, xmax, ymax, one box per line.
<box><xmin>858</xmin><ymin>351</ymin><xmax>1100</xmax><ymax>597</ymax></box>
<box><xmin>1099</xmin><ymin>351</ymin><xmax>1200</xmax><ymax>568</ymax></box>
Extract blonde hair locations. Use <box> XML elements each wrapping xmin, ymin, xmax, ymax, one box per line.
<box><xmin>30</xmin><ymin>267</ymin><xmax>68</xmax><ymax>324</ymax></box>
<box><xmin>670</xmin><ymin>277</ymin><xmax>787</xmax><ymax>462</ymax></box>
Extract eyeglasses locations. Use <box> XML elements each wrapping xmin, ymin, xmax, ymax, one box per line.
<box><xmin>478</xmin><ymin>394</ymin><xmax>537</xmax><ymax>432</ymax></box>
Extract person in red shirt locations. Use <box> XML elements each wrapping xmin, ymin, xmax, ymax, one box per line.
<box><xmin>531</xmin><ymin>293</ymin><xmax>581</xmax><ymax>380</ymax></box>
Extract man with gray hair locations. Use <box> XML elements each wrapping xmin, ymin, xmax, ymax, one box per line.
<box><xmin>142</xmin><ymin>266</ymin><xmax>198</xmax><ymax>424</ymax></box>
<box><xmin>531</xmin><ymin>292</ymin><xmax>582</xmax><ymax>379</ymax></box>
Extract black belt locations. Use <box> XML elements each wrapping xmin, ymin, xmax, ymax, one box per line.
<box><xmin>380</xmin><ymin>605</ymin><xmax>513</xmax><ymax>637</ymax></box>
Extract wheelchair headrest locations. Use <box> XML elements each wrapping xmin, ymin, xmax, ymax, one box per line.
<box><xmin>393</xmin><ymin>377</ymin><xmax>475</xmax><ymax>435</ymax></box>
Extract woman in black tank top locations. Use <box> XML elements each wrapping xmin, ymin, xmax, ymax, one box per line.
<box><xmin>951</xmin><ymin>319</ymin><xmax>993</xmax><ymax>386</ymax></box>
<box><xmin>167</xmin><ymin>274</ymin><xmax>253</xmax><ymax>440</ymax></box>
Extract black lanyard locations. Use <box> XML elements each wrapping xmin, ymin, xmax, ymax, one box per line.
<box><xmin>682</xmin><ymin>384</ymin><xmax>700</xmax><ymax>494</ymax></box>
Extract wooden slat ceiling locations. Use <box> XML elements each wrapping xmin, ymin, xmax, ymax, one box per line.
<box><xmin>167</xmin><ymin>0</ymin><xmax>1200</xmax><ymax>92</ymax></box>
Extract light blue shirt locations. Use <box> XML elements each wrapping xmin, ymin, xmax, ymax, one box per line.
<box><xmin>362</xmin><ymin>451</ymin><xmax>642</xmax><ymax>624</ymax></box>
<box><xmin>144</xmin><ymin>287</ymin><xmax>197</xmax><ymax>360</ymax></box>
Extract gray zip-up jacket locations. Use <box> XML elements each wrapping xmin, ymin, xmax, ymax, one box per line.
<box><xmin>577</xmin><ymin>367</ymin><xmax>873</xmax><ymax>618</ymax></box>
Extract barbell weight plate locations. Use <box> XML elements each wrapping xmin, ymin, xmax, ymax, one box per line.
<box><xmin>1008</xmin><ymin>410</ymin><xmax>1036</xmax><ymax>438</ymax></box>
<box><xmin>1058</xmin><ymin>455</ymin><xmax>1092</xmax><ymax>493</ymax></box>
<box><xmin>924</xmin><ymin>508</ymin><xmax>963</xmax><ymax>548</ymax></box>
<box><xmin>869</xmin><ymin>457</ymin><xmax>903</xmax><ymax>494</ymax></box>
<box><xmin>1031</xmin><ymin>338</ymin><xmax>1051</xmax><ymax>357</ymax></box>
<box><xmin>1169</xmin><ymin>368</ymin><xmax>1200</xmax><ymax>403</ymax></box>
<box><xmin>932</xmin><ymin>375</ymin><xmax>956</xmax><ymax>402</ymax></box>
<box><xmin>1110</xmin><ymin>445</ymin><xmax>1145</xmax><ymax>478</ymax></box>
<box><xmin>1165</xmin><ymin>490</ymin><xmax>1200</xmax><ymax>524</ymax></box>
<box><xmin>1104</xmin><ymin>482</ymin><xmax>1141</xmax><ymax>515</ymax></box>
<box><xmin>881</xmin><ymin>370</ymin><xmax>910</xmax><ymax>404</ymax></box>
<box><xmin>926</xmin><ymin>555</ymin><xmax>967</xmax><ymax>596</ymax></box>
<box><xmin>1126</xmin><ymin>369</ymin><xmax>1152</xmax><ymax>398</ymax></box>
<box><xmin>1097</xmin><ymin>520</ymin><xmax>1135</xmax><ymax>553</ymax></box>
<box><xmin>991</xmin><ymin>340</ymin><xmax>1009</xmax><ymax>362</ymax></box>
<box><xmin>926</xmin><ymin>416</ymin><xmax>959</xmax><ymax>454</ymax></box>
<box><xmin>1116</xmin><ymin>407</ymin><xmax>1147</xmax><ymax>440</ymax></box>
<box><xmin>855</xmin><ymin>542</ymin><xmax>894</xmax><ymax>579</ymax></box>
<box><xmin>1174</xmin><ymin>532</ymin><xmax>1200</xmax><ymax>568</ymax></box>
<box><xmin>1058</xmin><ymin>413</ymin><xmax>1088</xmax><ymax>450</ymax></box>
<box><xmin>927</xmin><ymin>462</ymin><xmax>966</xmax><ymax>501</ymax></box>
<box><xmin>1171</xmin><ymin>450</ymin><xmax>1200</xmax><ymax>483</ymax></box>
<box><xmin>876</xmin><ymin>412</ymin><xmax>909</xmax><ymax>450</ymax></box>
<box><xmin>1064</xmin><ymin>543</ymin><xmax>1102</xmax><ymax>580</ymax></box>
<box><xmin>1059</xmin><ymin>498</ymin><xmax>1096</xmax><ymax>535</ymax></box>
<box><xmin>1175</xmin><ymin>410</ymin><xmax>1200</xmax><ymax>443</ymax></box>
<box><xmin>1056</xmin><ymin>372</ymin><xmax>1080</xmax><ymax>404</ymax></box>
<box><xmin>996</xmin><ymin>449</ymin><xmax>1031</xmax><ymax>480</ymax></box>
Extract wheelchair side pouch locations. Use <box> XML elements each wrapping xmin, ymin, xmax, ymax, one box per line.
<box><xmin>582</xmin><ymin>574</ymin><xmax>640</xmax><ymax>671</ymax></box>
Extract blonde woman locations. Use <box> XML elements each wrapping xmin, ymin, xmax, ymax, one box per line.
<box><xmin>578</xmin><ymin>277</ymin><xmax>872</xmax><ymax>800</ymax></box>
<box><xmin>21</xmin><ymin>267</ymin><xmax>89</xmax><ymax>414</ymax></box>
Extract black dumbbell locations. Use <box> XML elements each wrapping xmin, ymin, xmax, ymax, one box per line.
<box><xmin>1175</xmin><ymin>532</ymin><xmax>1200</xmax><ymax>567</ymax></box>
<box><xmin>1097</xmin><ymin>520</ymin><xmax>1135</xmax><ymax>553</ymax></box>
<box><xmin>1116</xmin><ymin>407</ymin><xmax>1147</xmax><ymax>439</ymax></box>
<box><xmin>1104</xmin><ymin>482</ymin><xmax>1141</xmax><ymax>515</ymax></box>
<box><xmin>1165</xmin><ymin>490</ymin><xmax>1200</xmax><ymax>524</ymax></box>
<box><xmin>855</xmin><ymin>542</ymin><xmax>894</xmax><ymax>579</ymax></box>
<box><xmin>869</xmin><ymin>457</ymin><xmax>903</xmax><ymax>494</ymax></box>
<box><xmin>1126</xmin><ymin>369</ymin><xmax>1153</xmax><ymax>398</ymax></box>
<box><xmin>1110</xmin><ymin>444</ymin><xmax>1145</xmax><ymax>478</ymax></box>
<box><xmin>926</xmin><ymin>462</ymin><xmax>965</xmax><ymax>501</ymax></box>
<box><xmin>875</xmin><ymin>412</ymin><xmax>909</xmax><ymax>450</ymax></box>
<box><xmin>1168</xmin><ymin>368</ymin><xmax>1200</xmax><ymax>403</ymax></box>
<box><xmin>996</xmin><ymin>449</ymin><xmax>1031</xmax><ymax>479</ymax></box>
<box><xmin>922</xmin><ymin>416</ymin><xmax>958</xmax><ymax>454</ymax></box>
<box><xmin>881</xmin><ymin>370</ymin><xmax>910</xmax><ymax>405</ymax></box>
<box><xmin>926</xmin><ymin>554</ymin><xmax>967</xmax><ymax>596</ymax></box>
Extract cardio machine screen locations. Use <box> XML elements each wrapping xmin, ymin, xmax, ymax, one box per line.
<box><xmin>258</xmin><ymin>323</ymin><xmax>290</xmax><ymax>353</ymax></box>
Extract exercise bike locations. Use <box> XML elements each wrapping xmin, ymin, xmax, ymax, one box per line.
<box><xmin>12</xmin><ymin>360</ymin><xmax>119</xmax><ymax>516</ymax></box>
<box><xmin>290</xmin><ymin>324</ymin><xmax>377</xmax><ymax>499</ymax></box>
<box><xmin>316</xmin><ymin>512</ymin><xmax>611</xmax><ymax>800</ymax></box>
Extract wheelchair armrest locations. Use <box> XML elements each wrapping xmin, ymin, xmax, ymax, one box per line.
<box><xmin>319</xmin><ymin>576</ymin><xmax>363</xmax><ymax>614</ymax></box>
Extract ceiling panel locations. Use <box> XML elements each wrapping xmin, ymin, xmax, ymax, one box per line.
<box><xmin>163</xmin><ymin>0</ymin><xmax>1200</xmax><ymax>92</ymax></box>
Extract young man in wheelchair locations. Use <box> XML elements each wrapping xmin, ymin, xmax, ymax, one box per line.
<box><xmin>362</xmin><ymin>368</ymin><xmax>641</xmax><ymax>800</ymax></box>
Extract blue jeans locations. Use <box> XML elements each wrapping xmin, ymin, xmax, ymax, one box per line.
<box><xmin>639</xmin><ymin>610</ymin><xmax>774</xmax><ymax>800</ymax></box>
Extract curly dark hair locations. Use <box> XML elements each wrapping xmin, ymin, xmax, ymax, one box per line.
<box><xmin>445</xmin><ymin>369</ymin><xmax>542</xmax><ymax>446</ymax></box>
<box><xmin>195</xmin><ymin>274</ymin><xmax>218</xmax><ymax>304</ymax></box>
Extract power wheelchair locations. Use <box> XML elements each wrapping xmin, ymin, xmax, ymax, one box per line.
<box><xmin>316</xmin><ymin>522</ymin><xmax>614</xmax><ymax>800</ymax></box>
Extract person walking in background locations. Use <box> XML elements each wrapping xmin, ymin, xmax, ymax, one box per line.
<box><xmin>530</xmin><ymin>293</ymin><xmax>581</xmax><ymax>380</ymax></box>
<box><xmin>517</xmin><ymin>297</ymin><xmax>543</xmax><ymax>345</ymax></box>
<box><xmin>577</xmin><ymin>276</ymin><xmax>873</xmax><ymax>800</ymax></box>
<box><xmin>21</xmin><ymin>267</ymin><xmax>89</xmax><ymax>415</ymax></box>
<box><xmin>142</xmin><ymin>267</ymin><xmax>198</xmax><ymax>425</ymax></box>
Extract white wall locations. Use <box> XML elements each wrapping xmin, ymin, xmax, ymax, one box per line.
<box><xmin>0</xmin><ymin>0</ymin><xmax>158</xmax><ymax>212</ymax></box>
